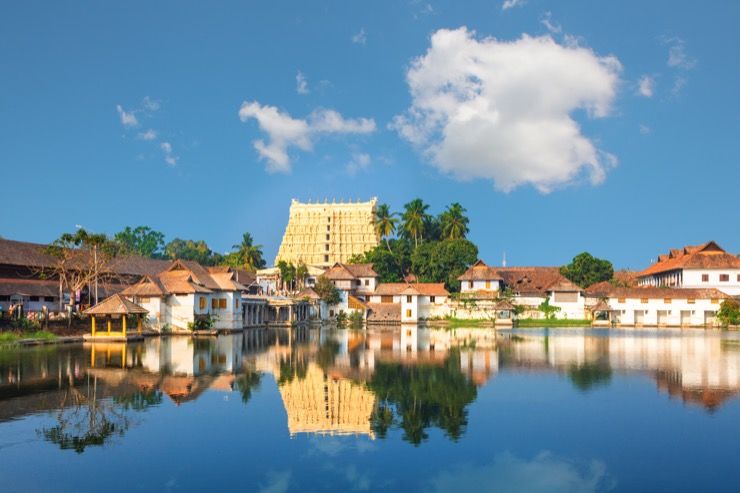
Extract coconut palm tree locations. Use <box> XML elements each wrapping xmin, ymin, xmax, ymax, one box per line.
<box><xmin>374</xmin><ymin>203</ymin><xmax>398</xmax><ymax>252</ymax></box>
<box><xmin>402</xmin><ymin>199</ymin><xmax>430</xmax><ymax>248</ymax></box>
<box><xmin>232</xmin><ymin>233</ymin><xmax>266</xmax><ymax>272</ymax></box>
<box><xmin>440</xmin><ymin>203</ymin><xmax>470</xmax><ymax>240</ymax></box>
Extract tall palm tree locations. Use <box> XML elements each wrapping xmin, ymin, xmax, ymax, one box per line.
<box><xmin>374</xmin><ymin>203</ymin><xmax>398</xmax><ymax>252</ymax></box>
<box><xmin>232</xmin><ymin>233</ymin><xmax>265</xmax><ymax>271</ymax></box>
<box><xmin>402</xmin><ymin>199</ymin><xmax>430</xmax><ymax>248</ymax></box>
<box><xmin>440</xmin><ymin>203</ymin><xmax>470</xmax><ymax>240</ymax></box>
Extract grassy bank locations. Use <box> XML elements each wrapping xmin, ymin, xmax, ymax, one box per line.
<box><xmin>0</xmin><ymin>330</ymin><xmax>58</xmax><ymax>345</ymax></box>
<box><xmin>436</xmin><ymin>318</ymin><xmax>494</xmax><ymax>328</ymax></box>
<box><xmin>516</xmin><ymin>318</ymin><xmax>592</xmax><ymax>327</ymax></box>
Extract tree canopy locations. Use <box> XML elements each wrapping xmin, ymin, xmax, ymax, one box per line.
<box><xmin>164</xmin><ymin>238</ymin><xmax>223</xmax><ymax>266</ymax></box>
<box><xmin>113</xmin><ymin>226</ymin><xmax>165</xmax><ymax>258</ymax></box>
<box><xmin>560</xmin><ymin>252</ymin><xmax>614</xmax><ymax>288</ymax></box>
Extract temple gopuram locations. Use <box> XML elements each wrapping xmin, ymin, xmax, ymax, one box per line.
<box><xmin>275</xmin><ymin>198</ymin><xmax>380</xmax><ymax>268</ymax></box>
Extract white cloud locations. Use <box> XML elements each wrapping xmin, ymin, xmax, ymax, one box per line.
<box><xmin>639</xmin><ymin>124</ymin><xmax>651</xmax><ymax>135</ymax></box>
<box><xmin>664</xmin><ymin>37</ymin><xmax>696</xmax><ymax>70</ymax></box>
<box><xmin>428</xmin><ymin>451</ymin><xmax>614</xmax><ymax>493</ymax></box>
<box><xmin>160</xmin><ymin>141</ymin><xmax>178</xmax><ymax>166</ymax></box>
<box><xmin>392</xmin><ymin>27</ymin><xmax>621</xmax><ymax>193</ymax></box>
<box><xmin>141</xmin><ymin>96</ymin><xmax>161</xmax><ymax>113</ymax></box>
<box><xmin>352</xmin><ymin>28</ymin><xmax>367</xmax><ymax>45</ymax></box>
<box><xmin>296</xmin><ymin>71</ymin><xmax>309</xmax><ymax>95</ymax></box>
<box><xmin>239</xmin><ymin>101</ymin><xmax>376</xmax><ymax>173</ymax></box>
<box><xmin>540</xmin><ymin>12</ymin><xmax>562</xmax><ymax>34</ymax></box>
<box><xmin>116</xmin><ymin>105</ymin><xmax>138</xmax><ymax>127</ymax></box>
<box><xmin>637</xmin><ymin>75</ymin><xmax>654</xmax><ymax>97</ymax></box>
<box><xmin>502</xmin><ymin>0</ymin><xmax>526</xmax><ymax>11</ymax></box>
<box><xmin>346</xmin><ymin>152</ymin><xmax>371</xmax><ymax>175</ymax></box>
<box><xmin>137</xmin><ymin>129</ymin><xmax>157</xmax><ymax>141</ymax></box>
<box><xmin>671</xmin><ymin>75</ymin><xmax>687</xmax><ymax>95</ymax></box>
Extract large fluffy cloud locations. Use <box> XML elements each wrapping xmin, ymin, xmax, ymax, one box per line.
<box><xmin>239</xmin><ymin>101</ymin><xmax>376</xmax><ymax>172</ymax></box>
<box><xmin>392</xmin><ymin>28</ymin><xmax>622</xmax><ymax>192</ymax></box>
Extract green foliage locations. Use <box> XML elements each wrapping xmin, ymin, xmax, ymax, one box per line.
<box><xmin>349</xmin><ymin>240</ymin><xmax>408</xmax><ymax>283</ymax></box>
<box><xmin>348</xmin><ymin>311</ymin><xmax>364</xmax><ymax>328</ymax></box>
<box><xmin>0</xmin><ymin>330</ymin><xmax>57</xmax><ymax>345</ymax></box>
<box><xmin>235</xmin><ymin>371</ymin><xmax>262</xmax><ymax>404</ymax></box>
<box><xmin>368</xmin><ymin>350</ymin><xmax>477</xmax><ymax>445</ymax></box>
<box><xmin>225</xmin><ymin>232</ymin><xmax>266</xmax><ymax>271</ymax></box>
<box><xmin>718</xmin><ymin>299</ymin><xmax>740</xmax><ymax>327</ymax></box>
<box><xmin>187</xmin><ymin>315</ymin><xmax>216</xmax><ymax>331</ymax></box>
<box><xmin>314</xmin><ymin>276</ymin><xmax>341</xmax><ymax>305</ymax></box>
<box><xmin>277</xmin><ymin>260</ymin><xmax>297</xmax><ymax>290</ymax></box>
<box><xmin>560</xmin><ymin>252</ymin><xmax>614</xmax><ymax>288</ymax></box>
<box><xmin>335</xmin><ymin>311</ymin><xmax>348</xmax><ymax>327</ymax></box>
<box><xmin>411</xmin><ymin>239</ymin><xmax>478</xmax><ymax>292</ymax></box>
<box><xmin>113</xmin><ymin>226</ymin><xmax>165</xmax><ymax>258</ymax></box>
<box><xmin>374</xmin><ymin>203</ymin><xmax>398</xmax><ymax>246</ymax></box>
<box><xmin>439</xmin><ymin>203</ymin><xmax>469</xmax><ymax>240</ymax></box>
<box><xmin>164</xmin><ymin>238</ymin><xmax>223</xmax><ymax>266</ymax></box>
<box><xmin>401</xmin><ymin>198</ymin><xmax>432</xmax><ymax>247</ymax></box>
<box><xmin>516</xmin><ymin>318</ymin><xmax>591</xmax><ymax>327</ymax></box>
<box><xmin>537</xmin><ymin>298</ymin><xmax>561</xmax><ymax>320</ymax></box>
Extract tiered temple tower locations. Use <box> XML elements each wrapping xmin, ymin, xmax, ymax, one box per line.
<box><xmin>274</xmin><ymin>198</ymin><xmax>380</xmax><ymax>268</ymax></box>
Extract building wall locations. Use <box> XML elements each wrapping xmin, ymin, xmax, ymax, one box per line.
<box><xmin>682</xmin><ymin>269</ymin><xmax>740</xmax><ymax>296</ymax></box>
<box><xmin>460</xmin><ymin>280</ymin><xmax>501</xmax><ymax>293</ymax></box>
<box><xmin>606</xmin><ymin>296</ymin><xmax>723</xmax><ymax>327</ymax></box>
<box><xmin>401</xmin><ymin>295</ymin><xmax>449</xmax><ymax>322</ymax></box>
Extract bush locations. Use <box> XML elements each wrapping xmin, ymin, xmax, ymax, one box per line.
<box><xmin>187</xmin><ymin>315</ymin><xmax>216</xmax><ymax>331</ymax></box>
<box><xmin>348</xmin><ymin>311</ymin><xmax>364</xmax><ymax>328</ymax></box>
<box><xmin>718</xmin><ymin>299</ymin><xmax>740</xmax><ymax>327</ymax></box>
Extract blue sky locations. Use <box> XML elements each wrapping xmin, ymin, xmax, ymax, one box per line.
<box><xmin>1</xmin><ymin>0</ymin><xmax>738</xmax><ymax>269</ymax></box>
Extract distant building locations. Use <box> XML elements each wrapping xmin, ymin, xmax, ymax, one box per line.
<box><xmin>274</xmin><ymin>198</ymin><xmax>380</xmax><ymax>268</ymax></box>
<box><xmin>637</xmin><ymin>241</ymin><xmax>740</xmax><ymax>296</ymax></box>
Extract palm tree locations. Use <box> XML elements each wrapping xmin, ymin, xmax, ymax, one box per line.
<box><xmin>440</xmin><ymin>203</ymin><xmax>469</xmax><ymax>240</ymax></box>
<box><xmin>374</xmin><ymin>203</ymin><xmax>398</xmax><ymax>252</ymax></box>
<box><xmin>402</xmin><ymin>199</ymin><xmax>430</xmax><ymax>248</ymax></box>
<box><xmin>232</xmin><ymin>233</ymin><xmax>265</xmax><ymax>272</ymax></box>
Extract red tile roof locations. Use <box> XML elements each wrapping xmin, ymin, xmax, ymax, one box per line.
<box><xmin>457</xmin><ymin>260</ymin><xmax>504</xmax><ymax>281</ymax></box>
<box><xmin>323</xmin><ymin>263</ymin><xmax>378</xmax><ymax>280</ymax></box>
<box><xmin>638</xmin><ymin>241</ymin><xmax>740</xmax><ymax>278</ymax></box>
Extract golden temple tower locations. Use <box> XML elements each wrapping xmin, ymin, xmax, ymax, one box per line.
<box><xmin>274</xmin><ymin>198</ymin><xmax>380</xmax><ymax>267</ymax></box>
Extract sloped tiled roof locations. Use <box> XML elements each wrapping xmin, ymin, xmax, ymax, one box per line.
<box><xmin>323</xmin><ymin>263</ymin><xmax>378</xmax><ymax>281</ymax></box>
<box><xmin>599</xmin><ymin>287</ymin><xmax>730</xmax><ymax>300</ymax></box>
<box><xmin>401</xmin><ymin>283</ymin><xmax>449</xmax><ymax>296</ymax></box>
<box><xmin>0</xmin><ymin>278</ymin><xmax>59</xmax><ymax>297</ymax></box>
<box><xmin>495</xmin><ymin>267</ymin><xmax>568</xmax><ymax>296</ymax></box>
<box><xmin>373</xmin><ymin>283</ymin><xmax>410</xmax><ymax>296</ymax></box>
<box><xmin>84</xmin><ymin>294</ymin><xmax>148</xmax><ymax>315</ymax></box>
<box><xmin>638</xmin><ymin>241</ymin><xmax>740</xmax><ymax>277</ymax></box>
<box><xmin>457</xmin><ymin>260</ymin><xmax>504</xmax><ymax>281</ymax></box>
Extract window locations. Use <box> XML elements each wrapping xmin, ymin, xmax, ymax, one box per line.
<box><xmin>406</xmin><ymin>295</ymin><xmax>412</xmax><ymax>303</ymax></box>
<box><xmin>430</xmin><ymin>296</ymin><xmax>436</xmax><ymax>303</ymax></box>
<box><xmin>199</xmin><ymin>297</ymin><xmax>207</xmax><ymax>310</ymax></box>
<box><xmin>618</xmin><ymin>298</ymin><xmax>626</xmax><ymax>303</ymax></box>
<box><xmin>553</xmin><ymin>292</ymin><xmax>578</xmax><ymax>303</ymax></box>
<box><xmin>219</xmin><ymin>299</ymin><xmax>227</xmax><ymax>309</ymax></box>
<box><xmin>640</xmin><ymin>298</ymin><xmax>648</xmax><ymax>304</ymax></box>
<box><xmin>29</xmin><ymin>296</ymin><xmax>40</xmax><ymax>302</ymax></box>
<box><xmin>235</xmin><ymin>299</ymin><xmax>239</xmax><ymax>309</ymax></box>
<box><xmin>327</xmin><ymin>225</ymin><xmax>330</xmax><ymax>232</ymax></box>
<box><xmin>687</xmin><ymin>298</ymin><xmax>695</xmax><ymax>304</ymax></box>
<box><xmin>324</xmin><ymin>255</ymin><xmax>329</xmax><ymax>262</ymax></box>
<box><xmin>212</xmin><ymin>298</ymin><xmax>218</xmax><ymax>309</ymax></box>
<box><xmin>327</xmin><ymin>216</ymin><xmax>331</xmax><ymax>222</ymax></box>
<box><xmin>737</xmin><ymin>274</ymin><xmax>740</xmax><ymax>282</ymax></box>
<box><xmin>364</xmin><ymin>279</ymin><xmax>369</xmax><ymax>286</ymax></box>
<box><xmin>325</xmin><ymin>244</ymin><xmax>329</xmax><ymax>251</ymax></box>
<box><xmin>44</xmin><ymin>296</ymin><xmax>54</xmax><ymax>302</ymax></box>
<box><xmin>468</xmin><ymin>281</ymin><xmax>474</xmax><ymax>289</ymax></box>
<box><xmin>711</xmin><ymin>299</ymin><xmax>719</xmax><ymax>304</ymax></box>
<box><xmin>664</xmin><ymin>298</ymin><xmax>672</xmax><ymax>304</ymax></box>
<box><xmin>485</xmin><ymin>280</ymin><xmax>491</xmax><ymax>289</ymax></box>
<box><xmin>719</xmin><ymin>274</ymin><xmax>729</xmax><ymax>282</ymax></box>
<box><xmin>326</xmin><ymin>234</ymin><xmax>330</xmax><ymax>241</ymax></box>
<box><xmin>0</xmin><ymin>295</ymin><xmax>10</xmax><ymax>302</ymax></box>
<box><xmin>406</xmin><ymin>309</ymin><xmax>412</xmax><ymax>318</ymax></box>
<box><xmin>702</xmin><ymin>274</ymin><xmax>709</xmax><ymax>282</ymax></box>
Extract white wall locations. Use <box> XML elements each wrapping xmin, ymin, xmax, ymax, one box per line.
<box><xmin>606</xmin><ymin>296</ymin><xmax>723</xmax><ymax>327</ymax></box>
<box><xmin>460</xmin><ymin>280</ymin><xmax>501</xmax><ymax>293</ymax></box>
<box><xmin>682</xmin><ymin>269</ymin><xmax>740</xmax><ymax>296</ymax></box>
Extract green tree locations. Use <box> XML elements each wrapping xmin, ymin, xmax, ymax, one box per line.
<box><xmin>401</xmin><ymin>198</ymin><xmax>431</xmax><ymax>247</ymax></box>
<box><xmin>277</xmin><ymin>261</ymin><xmax>297</xmax><ymax>291</ymax></box>
<box><xmin>349</xmin><ymin>239</ymin><xmax>410</xmax><ymax>283</ymax></box>
<box><xmin>164</xmin><ymin>238</ymin><xmax>223</xmax><ymax>266</ymax></box>
<box><xmin>113</xmin><ymin>226</ymin><xmax>165</xmax><ymax>258</ymax></box>
<box><xmin>538</xmin><ymin>298</ymin><xmax>561</xmax><ymax>320</ymax></box>
<box><xmin>717</xmin><ymin>299</ymin><xmax>740</xmax><ymax>327</ymax></box>
<box><xmin>227</xmin><ymin>232</ymin><xmax>266</xmax><ymax>271</ymax></box>
<box><xmin>314</xmin><ymin>275</ymin><xmax>341</xmax><ymax>305</ymax></box>
<box><xmin>295</xmin><ymin>262</ymin><xmax>309</xmax><ymax>288</ymax></box>
<box><xmin>410</xmin><ymin>239</ymin><xmax>478</xmax><ymax>292</ymax></box>
<box><xmin>374</xmin><ymin>203</ymin><xmax>398</xmax><ymax>252</ymax></box>
<box><xmin>560</xmin><ymin>252</ymin><xmax>614</xmax><ymax>288</ymax></box>
<box><xmin>439</xmin><ymin>203</ymin><xmax>470</xmax><ymax>240</ymax></box>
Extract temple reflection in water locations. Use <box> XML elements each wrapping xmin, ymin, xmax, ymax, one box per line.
<box><xmin>2</xmin><ymin>327</ymin><xmax>740</xmax><ymax>449</ymax></box>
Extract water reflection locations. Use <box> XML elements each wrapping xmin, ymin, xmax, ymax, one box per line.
<box><xmin>1</xmin><ymin>327</ymin><xmax>740</xmax><ymax>454</ymax></box>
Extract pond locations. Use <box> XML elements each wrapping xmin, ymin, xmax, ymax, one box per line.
<box><xmin>1</xmin><ymin>326</ymin><xmax>739</xmax><ymax>492</ymax></box>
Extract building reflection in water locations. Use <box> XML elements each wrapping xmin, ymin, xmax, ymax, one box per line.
<box><xmin>1</xmin><ymin>327</ymin><xmax>740</xmax><ymax>452</ymax></box>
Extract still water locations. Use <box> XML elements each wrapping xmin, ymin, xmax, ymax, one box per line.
<box><xmin>1</xmin><ymin>326</ymin><xmax>739</xmax><ymax>492</ymax></box>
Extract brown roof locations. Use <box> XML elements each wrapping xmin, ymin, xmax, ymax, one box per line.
<box><xmin>0</xmin><ymin>278</ymin><xmax>59</xmax><ymax>297</ymax></box>
<box><xmin>495</xmin><ymin>267</ymin><xmax>568</xmax><ymax>296</ymax></box>
<box><xmin>599</xmin><ymin>287</ymin><xmax>731</xmax><ymax>300</ymax></box>
<box><xmin>324</xmin><ymin>263</ymin><xmax>377</xmax><ymax>280</ymax></box>
<box><xmin>638</xmin><ymin>241</ymin><xmax>740</xmax><ymax>277</ymax></box>
<box><xmin>158</xmin><ymin>270</ymin><xmax>213</xmax><ymax>294</ymax></box>
<box><xmin>401</xmin><ymin>283</ymin><xmax>449</xmax><ymax>296</ymax></box>
<box><xmin>588</xmin><ymin>299</ymin><xmax>614</xmax><ymax>312</ymax></box>
<box><xmin>374</xmin><ymin>283</ymin><xmax>411</xmax><ymax>296</ymax></box>
<box><xmin>546</xmin><ymin>278</ymin><xmax>582</xmax><ymax>292</ymax></box>
<box><xmin>295</xmin><ymin>287</ymin><xmax>321</xmax><ymax>300</ymax></box>
<box><xmin>494</xmin><ymin>299</ymin><xmax>516</xmax><ymax>311</ymax></box>
<box><xmin>457</xmin><ymin>260</ymin><xmax>504</xmax><ymax>281</ymax></box>
<box><xmin>84</xmin><ymin>294</ymin><xmax>148</xmax><ymax>315</ymax></box>
<box><xmin>121</xmin><ymin>275</ymin><xmax>169</xmax><ymax>297</ymax></box>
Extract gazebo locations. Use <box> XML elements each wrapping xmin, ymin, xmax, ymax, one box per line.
<box><xmin>589</xmin><ymin>299</ymin><xmax>616</xmax><ymax>326</ymax></box>
<box><xmin>83</xmin><ymin>294</ymin><xmax>149</xmax><ymax>341</ymax></box>
<box><xmin>494</xmin><ymin>299</ymin><xmax>516</xmax><ymax>326</ymax></box>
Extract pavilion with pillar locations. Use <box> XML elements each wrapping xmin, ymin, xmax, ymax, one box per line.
<box><xmin>83</xmin><ymin>293</ymin><xmax>149</xmax><ymax>342</ymax></box>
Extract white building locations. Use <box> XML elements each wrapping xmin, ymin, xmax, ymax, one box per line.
<box><xmin>399</xmin><ymin>283</ymin><xmax>449</xmax><ymax>323</ymax></box>
<box><xmin>637</xmin><ymin>241</ymin><xmax>740</xmax><ymax>296</ymax></box>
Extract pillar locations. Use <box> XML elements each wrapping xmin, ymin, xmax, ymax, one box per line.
<box><xmin>122</xmin><ymin>315</ymin><xmax>127</xmax><ymax>337</ymax></box>
<box><xmin>107</xmin><ymin>317</ymin><xmax>112</xmax><ymax>334</ymax></box>
<box><xmin>137</xmin><ymin>315</ymin><xmax>142</xmax><ymax>333</ymax></box>
<box><xmin>91</xmin><ymin>316</ymin><xmax>96</xmax><ymax>336</ymax></box>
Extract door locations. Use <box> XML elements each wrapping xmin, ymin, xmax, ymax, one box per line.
<box><xmin>634</xmin><ymin>310</ymin><xmax>644</xmax><ymax>326</ymax></box>
<box><xmin>704</xmin><ymin>310</ymin><xmax>716</xmax><ymax>327</ymax></box>
<box><xmin>657</xmin><ymin>310</ymin><xmax>668</xmax><ymax>326</ymax></box>
<box><xmin>680</xmin><ymin>310</ymin><xmax>691</xmax><ymax>326</ymax></box>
